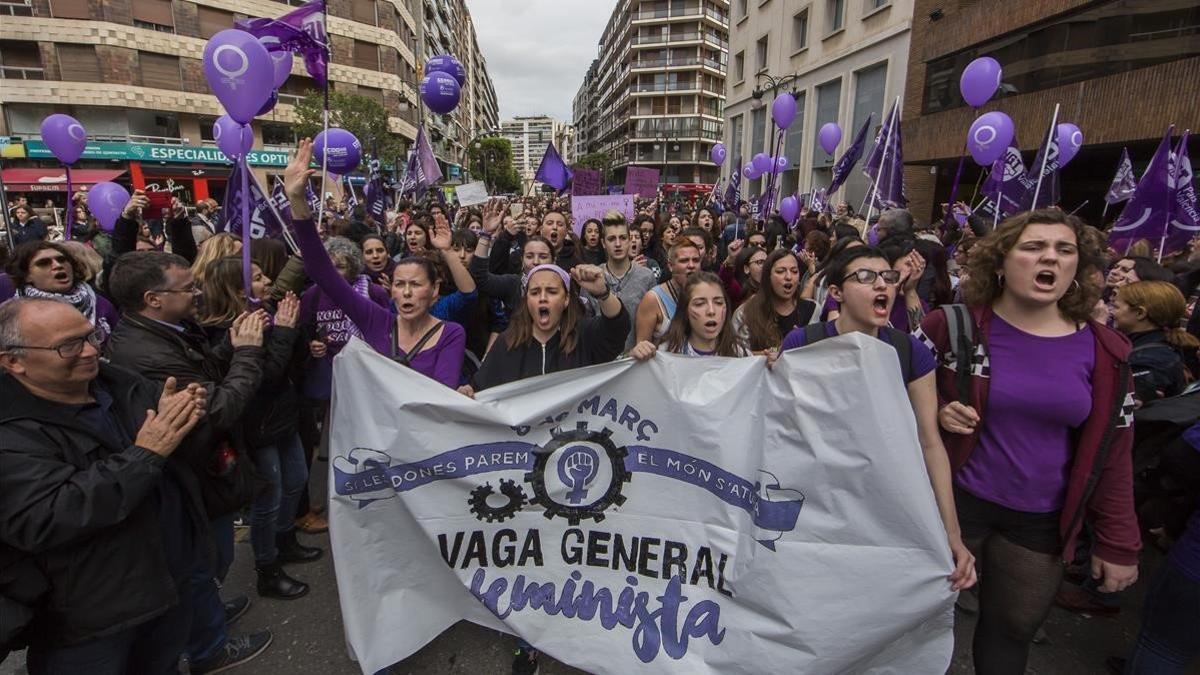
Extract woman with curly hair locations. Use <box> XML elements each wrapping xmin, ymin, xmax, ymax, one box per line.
<box><xmin>916</xmin><ymin>209</ymin><xmax>1140</xmax><ymax>675</ymax></box>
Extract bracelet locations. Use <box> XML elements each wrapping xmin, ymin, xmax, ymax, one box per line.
<box><xmin>595</xmin><ymin>288</ymin><xmax>613</xmax><ymax>302</ymax></box>
<box><xmin>478</xmin><ymin>232</ymin><xmax>493</xmax><ymax>241</ymax></box>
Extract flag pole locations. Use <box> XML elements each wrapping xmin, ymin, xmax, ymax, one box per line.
<box><xmin>266</xmin><ymin>177</ymin><xmax>300</xmax><ymax>254</ymax></box>
<box><xmin>314</xmin><ymin>0</ymin><xmax>331</xmax><ymax>232</ymax></box>
<box><xmin>1030</xmin><ymin>103</ymin><xmax>1060</xmax><ymax>210</ymax></box>
<box><xmin>940</xmin><ymin>141</ymin><xmax>968</xmax><ymax>234</ymax></box>
<box><xmin>1157</xmin><ymin>129</ymin><xmax>1186</xmax><ymax>264</ymax></box>
<box><xmin>864</xmin><ymin>96</ymin><xmax>900</xmax><ymax>225</ymax></box>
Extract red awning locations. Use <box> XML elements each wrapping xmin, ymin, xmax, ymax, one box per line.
<box><xmin>2</xmin><ymin>168</ymin><xmax>128</xmax><ymax>192</ymax></box>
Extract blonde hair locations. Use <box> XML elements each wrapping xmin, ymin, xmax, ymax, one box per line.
<box><xmin>191</xmin><ymin>233</ymin><xmax>241</xmax><ymax>286</ymax></box>
<box><xmin>1116</xmin><ymin>281</ymin><xmax>1200</xmax><ymax>350</ymax></box>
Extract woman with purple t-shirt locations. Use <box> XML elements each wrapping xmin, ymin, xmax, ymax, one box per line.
<box><xmin>918</xmin><ymin>209</ymin><xmax>1140</xmax><ymax>675</ymax></box>
<box><xmin>284</xmin><ymin>141</ymin><xmax>465</xmax><ymax>388</ymax></box>
<box><xmin>781</xmin><ymin>246</ymin><xmax>977</xmax><ymax>595</ymax></box>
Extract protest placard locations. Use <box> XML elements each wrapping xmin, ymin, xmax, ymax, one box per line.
<box><xmin>624</xmin><ymin>166</ymin><xmax>660</xmax><ymax>198</ymax></box>
<box><xmin>454</xmin><ymin>181</ymin><xmax>489</xmax><ymax>206</ymax></box>
<box><xmin>571</xmin><ymin>168</ymin><xmax>601</xmax><ymax>197</ymax></box>
<box><xmin>570</xmin><ymin>194</ymin><xmax>635</xmax><ymax>235</ymax></box>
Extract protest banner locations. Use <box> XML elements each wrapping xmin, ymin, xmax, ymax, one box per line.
<box><xmin>570</xmin><ymin>194</ymin><xmax>636</xmax><ymax>235</ymax></box>
<box><xmin>572</xmin><ymin>168</ymin><xmax>602</xmax><ymax>197</ymax></box>
<box><xmin>329</xmin><ymin>336</ymin><xmax>956</xmax><ymax>675</ymax></box>
<box><xmin>455</xmin><ymin>181</ymin><xmax>489</xmax><ymax>206</ymax></box>
<box><xmin>624</xmin><ymin>166</ymin><xmax>660</xmax><ymax>198</ymax></box>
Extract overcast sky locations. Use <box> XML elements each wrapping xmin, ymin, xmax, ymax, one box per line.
<box><xmin>464</xmin><ymin>0</ymin><xmax>615</xmax><ymax>123</ymax></box>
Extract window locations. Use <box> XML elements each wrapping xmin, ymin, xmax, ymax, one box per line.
<box><xmin>733</xmin><ymin>50</ymin><xmax>745</xmax><ymax>81</ymax></box>
<box><xmin>199</xmin><ymin>115</ymin><xmax>218</xmax><ymax>142</ymax></box>
<box><xmin>353</xmin><ymin>0</ymin><xmax>377</xmax><ymax>26</ymax></box>
<box><xmin>359</xmin><ymin>85</ymin><xmax>384</xmax><ymax>105</ymax></box>
<box><xmin>922</xmin><ymin>0</ymin><xmax>1200</xmax><ymax>114</ymax></box>
<box><xmin>755</xmin><ymin>36</ymin><xmax>768</xmax><ymax>72</ymax></box>
<box><xmin>750</xmin><ymin>106</ymin><xmax>765</xmax><ymax>154</ymax></box>
<box><xmin>48</xmin><ymin>0</ymin><xmax>89</xmax><ymax>19</ymax></box>
<box><xmin>737</xmin><ymin>0</ymin><xmax>747</xmax><ymax>18</ymax></box>
<box><xmin>56</xmin><ymin>44</ymin><xmax>100</xmax><ymax>82</ymax></box>
<box><xmin>140</xmin><ymin>52</ymin><xmax>181</xmax><ymax>90</ymax></box>
<box><xmin>353</xmin><ymin>41</ymin><xmax>379</xmax><ymax>70</ymax></box>
<box><xmin>866</xmin><ymin>0</ymin><xmax>889</xmax><ymax>10</ymax></box>
<box><xmin>812</xmin><ymin>78</ymin><xmax>840</xmax><ymax>165</ymax></box>
<box><xmin>261</xmin><ymin>122</ymin><xmax>295</xmax><ymax>146</ymax></box>
<box><xmin>793</xmin><ymin>9</ymin><xmax>809</xmax><ymax>50</ymax></box>
<box><xmin>827</xmin><ymin>0</ymin><xmax>845</xmax><ymax>32</ymax></box>
<box><xmin>198</xmin><ymin>6</ymin><xmax>234</xmax><ymax>39</ymax></box>
<box><xmin>846</xmin><ymin>64</ymin><xmax>885</xmax><ymax>197</ymax></box>
<box><xmin>0</xmin><ymin>40</ymin><xmax>44</xmax><ymax>80</ymax></box>
<box><xmin>783</xmin><ymin>91</ymin><xmax>805</xmax><ymax>161</ymax></box>
<box><xmin>132</xmin><ymin>0</ymin><xmax>174</xmax><ymax>32</ymax></box>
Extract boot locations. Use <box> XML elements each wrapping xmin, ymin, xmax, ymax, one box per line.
<box><xmin>256</xmin><ymin>561</ymin><xmax>309</xmax><ymax>600</ymax></box>
<box><xmin>276</xmin><ymin>529</ymin><xmax>323</xmax><ymax>564</ymax></box>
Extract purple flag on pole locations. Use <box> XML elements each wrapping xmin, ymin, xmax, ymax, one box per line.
<box><xmin>1167</xmin><ymin>131</ymin><xmax>1197</xmax><ymax>256</ymax></box>
<box><xmin>343</xmin><ymin>174</ymin><xmax>359</xmax><ymax>209</ymax></box>
<box><xmin>364</xmin><ymin>156</ymin><xmax>389</xmax><ymax>221</ymax></box>
<box><xmin>535</xmin><ymin>142</ymin><xmax>572</xmax><ymax>192</ymax></box>
<box><xmin>862</xmin><ymin>103</ymin><xmax>896</xmax><ymax>183</ymax></box>
<box><xmin>235</xmin><ymin>0</ymin><xmax>328</xmax><ymax>88</ymax></box>
<box><xmin>223</xmin><ymin>163</ymin><xmax>285</xmax><ymax>239</ymax></box>
<box><xmin>1108</xmin><ymin>126</ymin><xmax>1175</xmax><ymax>253</ymax></box>
<box><xmin>810</xmin><ymin>187</ymin><xmax>829</xmax><ymax>214</ymax></box>
<box><xmin>724</xmin><ymin>156</ymin><xmax>742</xmax><ymax>206</ymax></box>
<box><xmin>1016</xmin><ymin>124</ymin><xmax>1062</xmax><ymax>211</ymax></box>
<box><xmin>415</xmin><ymin>126</ymin><xmax>443</xmax><ymax>194</ymax></box>
<box><xmin>829</xmin><ymin>114</ymin><xmax>872</xmax><ymax>196</ymax></box>
<box><xmin>398</xmin><ymin>148</ymin><xmax>419</xmax><ymax>197</ymax></box>
<box><xmin>870</xmin><ymin>108</ymin><xmax>906</xmax><ymax>210</ymax></box>
<box><xmin>1104</xmin><ymin>147</ymin><xmax>1137</xmax><ymax>205</ymax></box>
<box><xmin>981</xmin><ymin>137</ymin><xmax>1027</xmax><ymax>218</ymax></box>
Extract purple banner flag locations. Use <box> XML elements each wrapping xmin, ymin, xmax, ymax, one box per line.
<box><xmin>981</xmin><ymin>137</ymin><xmax>1027</xmax><ymax>218</ymax></box>
<box><xmin>829</xmin><ymin>114</ymin><xmax>872</xmax><ymax>196</ymax></box>
<box><xmin>1105</xmin><ymin>147</ymin><xmax>1137</xmax><ymax>205</ymax></box>
<box><xmin>343</xmin><ymin>174</ymin><xmax>359</xmax><ymax>208</ymax></box>
<box><xmin>863</xmin><ymin>104</ymin><xmax>896</xmax><ymax>183</ymax></box>
<box><xmin>624</xmin><ymin>166</ymin><xmax>660</xmax><ymax>198</ymax></box>
<box><xmin>810</xmin><ymin>187</ymin><xmax>829</xmax><ymax>214</ymax></box>
<box><xmin>1016</xmin><ymin>124</ymin><xmax>1062</xmax><ymax>211</ymax></box>
<box><xmin>1167</xmin><ymin>131</ymin><xmax>1198</xmax><ymax>256</ymax></box>
<box><xmin>571</xmin><ymin>168</ymin><xmax>601</xmax><ymax>197</ymax></box>
<box><xmin>1109</xmin><ymin>126</ymin><xmax>1175</xmax><ymax>253</ymax></box>
<box><xmin>870</xmin><ymin>106</ymin><xmax>906</xmax><ymax>210</ymax></box>
<box><xmin>235</xmin><ymin>0</ymin><xmax>328</xmax><ymax>88</ymax></box>
<box><xmin>223</xmin><ymin>163</ymin><xmax>286</xmax><ymax>239</ymax></box>
<box><xmin>398</xmin><ymin>126</ymin><xmax>442</xmax><ymax>200</ymax></box>
<box><xmin>364</xmin><ymin>156</ymin><xmax>389</xmax><ymax>221</ymax></box>
<box><xmin>534</xmin><ymin>141</ymin><xmax>572</xmax><ymax>192</ymax></box>
<box><xmin>724</xmin><ymin>156</ymin><xmax>742</xmax><ymax>206</ymax></box>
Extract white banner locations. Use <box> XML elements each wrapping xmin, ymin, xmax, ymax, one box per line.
<box><xmin>328</xmin><ymin>335</ymin><xmax>955</xmax><ymax>674</ymax></box>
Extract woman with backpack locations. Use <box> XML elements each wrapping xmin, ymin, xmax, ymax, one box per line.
<box><xmin>780</xmin><ymin>245</ymin><xmax>977</xmax><ymax>594</ymax></box>
<box><xmin>917</xmin><ymin>209</ymin><xmax>1140</xmax><ymax>675</ymax></box>
<box><xmin>1111</xmin><ymin>280</ymin><xmax>1198</xmax><ymax>402</ymax></box>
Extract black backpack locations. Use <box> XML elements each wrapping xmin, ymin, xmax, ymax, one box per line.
<box><xmin>802</xmin><ymin>323</ymin><xmax>914</xmax><ymax>384</ymax></box>
<box><xmin>941</xmin><ymin>304</ymin><xmax>977</xmax><ymax>405</ymax></box>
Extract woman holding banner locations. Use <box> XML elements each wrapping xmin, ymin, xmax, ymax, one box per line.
<box><xmin>918</xmin><ymin>209</ymin><xmax>1140</xmax><ymax>675</ymax></box>
<box><xmin>629</xmin><ymin>271</ymin><xmax>749</xmax><ymax>359</ymax></box>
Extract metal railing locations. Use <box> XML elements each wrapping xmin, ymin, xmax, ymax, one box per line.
<box><xmin>631</xmin><ymin>81</ymin><xmax>701</xmax><ymax>93</ymax></box>
<box><xmin>0</xmin><ymin>0</ymin><xmax>32</xmax><ymax>15</ymax></box>
<box><xmin>0</xmin><ymin>65</ymin><xmax>44</xmax><ymax>79</ymax></box>
<box><xmin>632</xmin><ymin>56</ymin><xmax>723</xmax><ymax>70</ymax></box>
<box><xmin>631</xmin><ymin>32</ymin><xmax>701</xmax><ymax>45</ymax></box>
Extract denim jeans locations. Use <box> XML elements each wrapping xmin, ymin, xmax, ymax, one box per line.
<box><xmin>1125</xmin><ymin>558</ymin><xmax>1200</xmax><ymax>674</ymax></box>
<box><xmin>186</xmin><ymin>514</ymin><xmax>234</xmax><ymax>665</ymax></box>
<box><xmin>250</xmin><ymin>433</ymin><xmax>309</xmax><ymax>566</ymax></box>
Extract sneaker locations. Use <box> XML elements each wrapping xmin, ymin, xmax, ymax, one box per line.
<box><xmin>192</xmin><ymin>630</ymin><xmax>273</xmax><ymax>674</ymax></box>
<box><xmin>223</xmin><ymin>595</ymin><xmax>251</xmax><ymax>626</ymax></box>
<box><xmin>511</xmin><ymin>645</ymin><xmax>539</xmax><ymax>675</ymax></box>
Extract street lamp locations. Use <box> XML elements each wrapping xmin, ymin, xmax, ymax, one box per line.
<box><xmin>751</xmin><ymin>72</ymin><xmax>804</xmax><ymax>101</ymax></box>
<box><xmin>473</xmin><ymin>140</ymin><xmax>499</xmax><ymax>193</ymax></box>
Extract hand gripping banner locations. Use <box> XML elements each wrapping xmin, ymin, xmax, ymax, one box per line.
<box><xmin>329</xmin><ymin>336</ymin><xmax>955</xmax><ymax>674</ymax></box>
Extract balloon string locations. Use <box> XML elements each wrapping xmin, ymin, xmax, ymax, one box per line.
<box><xmin>241</xmin><ymin>153</ymin><xmax>254</xmax><ymax>305</ymax></box>
<box><xmin>64</xmin><ymin>165</ymin><xmax>73</xmax><ymax>241</ymax></box>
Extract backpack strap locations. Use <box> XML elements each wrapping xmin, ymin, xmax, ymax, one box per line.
<box><xmin>803</xmin><ymin>322</ymin><xmax>828</xmax><ymax>346</ymax></box>
<box><xmin>391</xmin><ymin>321</ymin><xmax>443</xmax><ymax>368</ymax></box>
<box><xmin>883</xmin><ymin>326</ymin><xmax>913</xmax><ymax>385</ymax></box>
<box><xmin>943</xmin><ymin>304</ymin><xmax>976</xmax><ymax>405</ymax></box>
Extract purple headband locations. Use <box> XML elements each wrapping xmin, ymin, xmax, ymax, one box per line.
<box><xmin>522</xmin><ymin>264</ymin><xmax>571</xmax><ymax>292</ymax></box>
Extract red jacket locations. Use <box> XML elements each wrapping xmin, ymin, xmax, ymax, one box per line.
<box><xmin>917</xmin><ymin>305</ymin><xmax>1142</xmax><ymax>565</ymax></box>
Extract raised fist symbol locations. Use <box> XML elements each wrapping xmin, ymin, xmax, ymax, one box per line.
<box><xmin>558</xmin><ymin>446</ymin><xmax>600</xmax><ymax>505</ymax></box>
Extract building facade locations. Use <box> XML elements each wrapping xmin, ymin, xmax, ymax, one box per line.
<box><xmin>572</xmin><ymin>0</ymin><xmax>730</xmax><ymax>187</ymax></box>
<box><xmin>500</xmin><ymin>115</ymin><xmax>565</xmax><ymax>193</ymax></box>
<box><xmin>902</xmin><ymin>0</ymin><xmax>1200</xmax><ymax>224</ymax></box>
<box><xmin>723</xmin><ymin>0</ymin><xmax>913</xmax><ymax>210</ymax></box>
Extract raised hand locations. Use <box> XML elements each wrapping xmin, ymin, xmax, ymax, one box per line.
<box><xmin>431</xmin><ymin>214</ymin><xmax>452</xmax><ymax>250</ymax></box>
<box><xmin>284</xmin><ymin>139</ymin><xmax>317</xmax><ymax>217</ymax></box>
<box><xmin>481</xmin><ymin>198</ymin><xmax>506</xmax><ymax>235</ymax></box>
<box><xmin>571</xmin><ymin>264</ymin><xmax>608</xmax><ymax>296</ymax></box>
<box><xmin>122</xmin><ymin>190</ymin><xmax>149</xmax><ymax>219</ymax></box>
<box><xmin>230</xmin><ymin>310</ymin><xmax>265</xmax><ymax>348</ymax></box>
<box><xmin>274</xmin><ymin>292</ymin><xmax>300</xmax><ymax>329</ymax></box>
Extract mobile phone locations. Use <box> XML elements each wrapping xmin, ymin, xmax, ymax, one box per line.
<box><xmin>144</xmin><ymin>190</ymin><xmax>173</xmax><ymax>217</ymax></box>
<box><xmin>509</xmin><ymin>203</ymin><xmax>524</xmax><ymax>218</ymax></box>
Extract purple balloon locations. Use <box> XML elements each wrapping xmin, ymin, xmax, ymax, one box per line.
<box><xmin>40</xmin><ymin>114</ymin><xmax>88</xmax><ymax>165</ymax></box>
<box><xmin>743</xmin><ymin>163</ymin><xmax>760</xmax><ymax>180</ymax></box>
<box><xmin>420</xmin><ymin>71</ymin><xmax>461</xmax><ymax>115</ymax></box>
<box><xmin>752</xmin><ymin>152</ymin><xmax>773</xmax><ymax>174</ymax></box>
<box><xmin>203</xmin><ymin>29</ymin><xmax>274</xmax><ymax>124</ymax></box>
<box><xmin>1056</xmin><ymin>123</ymin><xmax>1084</xmax><ymax>167</ymax></box>
<box><xmin>966</xmin><ymin>111</ymin><xmax>1015</xmax><ymax>167</ymax></box>
<box><xmin>267</xmin><ymin>49</ymin><xmax>291</xmax><ymax>89</ymax></box>
<box><xmin>87</xmin><ymin>182</ymin><xmax>130</xmax><ymax>233</ymax></box>
<box><xmin>425</xmin><ymin>54</ymin><xmax>466</xmax><ymax>86</ymax></box>
<box><xmin>710</xmin><ymin>143</ymin><xmax>726</xmax><ymax>166</ymax></box>
<box><xmin>780</xmin><ymin>196</ymin><xmax>799</xmax><ymax>223</ymax></box>
<box><xmin>314</xmin><ymin>128</ymin><xmax>362</xmax><ymax>174</ymax></box>
<box><xmin>775</xmin><ymin>156</ymin><xmax>790</xmax><ymax>173</ymax></box>
<box><xmin>257</xmin><ymin>91</ymin><xmax>278</xmax><ymax>116</ymax></box>
<box><xmin>214</xmin><ymin>116</ymin><xmax>254</xmax><ymax>159</ymax></box>
<box><xmin>818</xmin><ymin>123</ymin><xmax>842</xmax><ymax>155</ymax></box>
<box><xmin>772</xmin><ymin>93</ymin><xmax>798</xmax><ymax>130</ymax></box>
<box><xmin>960</xmin><ymin>56</ymin><xmax>1003</xmax><ymax>108</ymax></box>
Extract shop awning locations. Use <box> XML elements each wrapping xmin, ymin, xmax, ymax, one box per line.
<box><xmin>2</xmin><ymin>168</ymin><xmax>128</xmax><ymax>192</ymax></box>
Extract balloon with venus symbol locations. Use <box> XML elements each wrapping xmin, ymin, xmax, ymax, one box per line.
<box><xmin>203</xmin><ymin>29</ymin><xmax>274</xmax><ymax>124</ymax></box>
<box><xmin>40</xmin><ymin>114</ymin><xmax>88</xmax><ymax>165</ymax></box>
<box><xmin>966</xmin><ymin>111</ymin><xmax>1015</xmax><ymax>167</ymax></box>
<box><xmin>87</xmin><ymin>182</ymin><xmax>131</xmax><ymax>233</ymax></box>
<box><xmin>1056</xmin><ymin>123</ymin><xmax>1084</xmax><ymax>167</ymax></box>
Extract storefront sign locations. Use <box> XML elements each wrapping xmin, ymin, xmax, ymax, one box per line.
<box><xmin>24</xmin><ymin>140</ymin><xmax>290</xmax><ymax>167</ymax></box>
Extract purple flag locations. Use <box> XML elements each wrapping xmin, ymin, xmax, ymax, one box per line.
<box><xmin>364</xmin><ymin>156</ymin><xmax>389</xmax><ymax>221</ymax></box>
<box><xmin>1104</xmin><ymin>147</ymin><xmax>1137</xmax><ymax>205</ymax></box>
<box><xmin>1016</xmin><ymin>124</ymin><xmax>1062</xmax><ymax>211</ymax></box>
<box><xmin>829</xmin><ymin>114</ymin><xmax>872</xmax><ymax>196</ymax></box>
<box><xmin>980</xmin><ymin>137</ymin><xmax>1026</xmax><ymax>218</ymax></box>
<box><xmin>342</xmin><ymin>174</ymin><xmax>359</xmax><ymax>209</ymax></box>
<box><xmin>870</xmin><ymin>106</ymin><xmax>906</xmax><ymax>210</ymax></box>
<box><xmin>415</xmin><ymin>126</ymin><xmax>443</xmax><ymax>195</ymax></box>
<box><xmin>535</xmin><ymin>142</ymin><xmax>571</xmax><ymax>192</ymax></box>
<box><xmin>223</xmin><ymin>163</ymin><xmax>285</xmax><ymax>239</ymax></box>
<box><xmin>1109</xmin><ymin>126</ymin><xmax>1174</xmax><ymax>253</ymax></box>
<box><xmin>398</xmin><ymin>148</ymin><xmax>419</xmax><ymax>198</ymax></box>
<box><xmin>236</xmin><ymin>0</ymin><xmax>328</xmax><ymax>89</ymax></box>
<box><xmin>810</xmin><ymin>187</ymin><xmax>829</xmax><ymax>214</ymax></box>
<box><xmin>724</xmin><ymin>156</ymin><xmax>742</xmax><ymax>206</ymax></box>
<box><xmin>862</xmin><ymin>104</ymin><xmax>896</xmax><ymax>183</ymax></box>
<box><xmin>1167</xmin><ymin>131</ymin><xmax>1197</xmax><ymax>256</ymax></box>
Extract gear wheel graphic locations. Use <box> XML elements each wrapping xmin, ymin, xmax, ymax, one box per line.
<box><xmin>468</xmin><ymin>479</ymin><xmax>528</xmax><ymax>523</ymax></box>
<box><xmin>524</xmin><ymin>421</ymin><xmax>632</xmax><ymax>525</ymax></box>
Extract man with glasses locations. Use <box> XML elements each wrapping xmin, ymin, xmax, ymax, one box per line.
<box><xmin>106</xmin><ymin>251</ymin><xmax>273</xmax><ymax>674</ymax></box>
<box><xmin>0</xmin><ymin>298</ymin><xmax>207</xmax><ymax>673</ymax></box>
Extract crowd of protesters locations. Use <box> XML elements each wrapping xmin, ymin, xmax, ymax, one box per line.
<box><xmin>1</xmin><ymin>137</ymin><xmax>1198</xmax><ymax>675</ymax></box>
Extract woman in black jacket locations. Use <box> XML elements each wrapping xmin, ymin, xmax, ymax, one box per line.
<box><xmin>1111</xmin><ymin>280</ymin><xmax>1199</xmax><ymax>403</ymax></box>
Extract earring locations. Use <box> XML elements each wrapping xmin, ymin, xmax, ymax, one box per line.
<box><xmin>1068</xmin><ymin>279</ymin><xmax>1081</xmax><ymax>293</ymax></box>
<box><xmin>996</xmin><ymin>273</ymin><xmax>1005</xmax><ymax>288</ymax></box>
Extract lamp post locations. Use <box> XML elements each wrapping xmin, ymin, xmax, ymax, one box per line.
<box><xmin>750</xmin><ymin>72</ymin><xmax>803</xmax><ymax>215</ymax></box>
<box><xmin>466</xmin><ymin>126</ymin><xmax>501</xmax><ymax>189</ymax></box>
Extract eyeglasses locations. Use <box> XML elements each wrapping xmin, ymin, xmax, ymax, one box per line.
<box><xmin>842</xmin><ymin>269</ymin><xmax>902</xmax><ymax>285</ymax></box>
<box><xmin>7</xmin><ymin>329</ymin><xmax>102</xmax><ymax>358</ymax></box>
<box><xmin>152</xmin><ymin>284</ymin><xmax>200</xmax><ymax>295</ymax></box>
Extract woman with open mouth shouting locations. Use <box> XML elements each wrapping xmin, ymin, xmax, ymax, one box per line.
<box><xmin>6</xmin><ymin>240</ymin><xmax>120</xmax><ymax>345</ymax></box>
<box><xmin>284</xmin><ymin>140</ymin><xmax>465</xmax><ymax>389</ymax></box>
<box><xmin>629</xmin><ymin>271</ymin><xmax>749</xmax><ymax>360</ymax></box>
<box><xmin>780</xmin><ymin>244</ymin><xmax>978</xmax><ymax>589</ymax></box>
<box><xmin>733</xmin><ymin>248</ymin><xmax>817</xmax><ymax>353</ymax></box>
<box><xmin>917</xmin><ymin>208</ymin><xmax>1139</xmax><ymax>675</ymax></box>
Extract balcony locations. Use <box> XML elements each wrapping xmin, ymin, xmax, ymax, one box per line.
<box><xmin>631</xmin><ymin>32</ymin><xmax>702</xmax><ymax>47</ymax></box>
<box><xmin>0</xmin><ymin>0</ymin><xmax>32</xmax><ymax>15</ymax></box>
<box><xmin>631</xmin><ymin>81</ymin><xmax>702</xmax><ymax>94</ymax></box>
<box><xmin>632</xmin><ymin>4</ymin><xmax>728</xmax><ymax>24</ymax></box>
<box><xmin>0</xmin><ymin>65</ymin><xmax>44</xmax><ymax>80</ymax></box>
<box><xmin>631</xmin><ymin>56</ymin><xmax>723</xmax><ymax>71</ymax></box>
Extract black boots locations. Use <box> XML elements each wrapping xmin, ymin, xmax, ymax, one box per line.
<box><xmin>276</xmin><ymin>530</ymin><xmax>323</xmax><ymax>564</ymax></box>
<box><xmin>256</xmin><ymin>562</ymin><xmax>308</xmax><ymax>600</ymax></box>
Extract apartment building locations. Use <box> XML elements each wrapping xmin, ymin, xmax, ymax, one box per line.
<box><xmin>500</xmin><ymin>115</ymin><xmax>564</xmax><ymax>193</ymax></box>
<box><xmin>724</xmin><ymin>0</ymin><xmax>913</xmax><ymax>209</ymax></box>
<box><xmin>572</xmin><ymin>0</ymin><xmax>730</xmax><ymax>187</ymax></box>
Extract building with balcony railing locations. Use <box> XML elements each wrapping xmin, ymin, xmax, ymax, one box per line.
<box><xmin>501</xmin><ymin>115</ymin><xmax>566</xmax><ymax>193</ymax></box>
<box><xmin>571</xmin><ymin>0</ymin><xmax>730</xmax><ymax>187</ymax></box>
<box><xmin>0</xmin><ymin>0</ymin><xmax>425</xmax><ymax>203</ymax></box>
